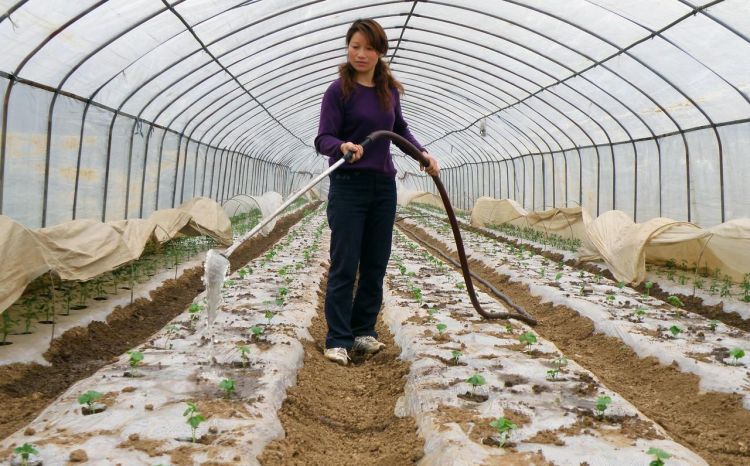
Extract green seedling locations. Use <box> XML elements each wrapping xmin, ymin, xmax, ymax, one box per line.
<box><xmin>708</xmin><ymin>320</ymin><xmax>719</xmax><ymax>331</ymax></box>
<box><xmin>398</xmin><ymin>264</ymin><xmax>407</xmax><ymax>275</ymax></box>
<box><xmin>595</xmin><ymin>395</ymin><xmax>612</xmax><ymax>418</ymax></box>
<box><xmin>426</xmin><ymin>307</ymin><xmax>438</xmax><ymax>321</ymax></box>
<box><xmin>237</xmin><ymin>267</ymin><xmax>250</xmax><ymax>279</ymax></box>
<box><xmin>606</xmin><ymin>294</ymin><xmax>615</xmax><ymax>303</ymax></box>
<box><xmin>436</xmin><ymin>323</ymin><xmax>447</xmax><ymax>335</ymax></box>
<box><xmin>553</xmin><ymin>356</ymin><xmax>568</xmax><ymax>367</ymax></box>
<box><xmin>455</xmin><ymin>282</ymin><xmax>465</xmax><ymax>290</ymax></box>
<box><xmin>617</xmin><ymin>281</ymin><xmax>625</xmax><ymax>289</ymax></box>
<box><xmin>128</xmin><ymin>350</ymin><xmax>144</xmax><ymax>368</ymax></box>
<box><xmin>250</xmin><ymin>326</ymin><xmax>264</xmax><ymax>338</ymax></box>
<box><xmin>219</xmin><ymin>378</ymin><xmax>236</xmax><ymax>398</ymax></box>
<box><xmin>554</xmin><ymin>272</ymin><xmax>563</xmax><ymax>282</ymax></box>
<box><xmin>538</xmin><ymin>268</ymin><xmax>545</xmax><ymax>278</ymax></box>
<box><xmin>188</xmin><ymin>303</ymin><xmax>202</xmax><ymax>327</ymax></box>
<box><xmin>646</xmin><ymin>447</ymin><xmax>671</xmax><ymax>466</ymax></box>
<box><xmin>666</xmin><ymin>295</ymin><xmax>684</xmax><ymax>308</ymax></box>
<box><xmin>1</xmin><ymin>311</ymin><xmax>18</xmax><ymax>344</ymax></box>
<box><xmin>729</xmin><ymin>347</ymin><xmax>745</xmax><ymax>365</ymax></box>
<box><xmin>78</xmin><ymin>390</ymin><xmax>103</xmax><ymax>409</ymax></box>
<box><xmin>645</xmin><ymin>281</ymin><xmax>653</xmax><ymax>296</ymax></box>
<box><xmin>466</xmin><ymin>374</ymin><xmax>486</xmax><ymax>393</ymax></box>
<box><xmin>669</xmin><ymin>325</ymin><xmax>681</xmax><ymax>337</ymax></box>
<box><xmin>547</xmin><ymin>368</ymin><xmax>560</xmax><ymax>380</ymax></box>
<box><xmin>505</xmin><ymin>323</ymin><xmax>513</xmax><ymax>334</ymax></box>
<box><xmin>13</xmin><ymin>443</ymin><xmax>39</xmax><ymax>466</ymax></box>
<box><xmin>411</xmin><ymin>285</ymin><xmax>423</xmax><ymax>303</ymax></box>
<box><xmin>237</xmin><ymin>344</ymin><xmax>251</xmax><ymax>367</ymax></box>
<box><xmin>451</xmin><ymin>350</ymin><xmax>462</xmax><ymax>365</ymax></box>
<box><xmin>264</xmin><ymin>310</ymin><xmax>275</xmax><ymax>325</ymax></box>
<box><xmin>164</xmin><ymin>324</ymin><xmax>178</xmax><ymax>349</ymax></box>
<box><xmin>519</xmin><ymin>331</ymin><xmax>537</xmax><ymax>350</ymax></box>
<box><xmin>489</xmin><ymin>417</ymin><xmax>517</xmax><ymax>448</ymax></box>
<box><xmin>223</xmin><ymin>279</ymin><xmax>235</xmax><ymax>289</ymax></box>
<box><xmin>633</xmin><ymin>307</ymin><xmax>647</xmax><ymax>322</ymax></box>
<box><xmin>183</xmin><ymin>402</ymin><xmax>206</xmax><ymax>443</ymax></box>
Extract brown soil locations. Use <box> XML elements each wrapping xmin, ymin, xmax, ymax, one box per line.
<box><xmin>259</xmin><ymin>275</ymin><xmax>424</xmax><ymax>466</ymax></box>
<box><xmin>0</xmin><ymin>207</ymin><xmax>314</xmax><ymax>442</ymax></box>
<box><xmin>397</xmin><ymin>220</ymin><xmax>750</xmax><ymax>466</ymax></box>
<box><xmin>455</xmin><ymin>220</ymin><xmax>750</xmax><ymax>333</ymax></box>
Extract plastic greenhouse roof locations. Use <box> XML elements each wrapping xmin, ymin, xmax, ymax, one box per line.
<box><xmin>1</xmin><ymin>0</ymin><xmax>749</xmax><ymax>181</ymax></box>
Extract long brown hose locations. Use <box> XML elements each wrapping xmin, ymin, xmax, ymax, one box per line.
<box><xmin>365</xmin><ymin>130</ymin><xmax>537</xmax><ymax>326</ymax></box>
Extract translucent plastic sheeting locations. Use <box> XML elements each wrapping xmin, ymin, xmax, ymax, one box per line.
<box><xmin>466</xmin><ymin>196</ymin><xmax>750</xmax><ymax>285</ymax></box>
<box><xmin>0</xmin><ymin>197</ymin><xmax>231</xmax><ymax>315</ymax></box>
<box><xmin>1</xmin><ymin>0</ymin><xmax>749</xmax><ymax>230</ymax></box>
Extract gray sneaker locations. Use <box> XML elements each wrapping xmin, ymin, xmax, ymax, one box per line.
<box><xmin>324</xmin><ymin>347</ymin><xmax>350</xmax><ymax>366</ymax></box>
<box><xmin>352</xmin><ymin>336</ymin><xmax>386</xmax><ymax>354</ymax></box>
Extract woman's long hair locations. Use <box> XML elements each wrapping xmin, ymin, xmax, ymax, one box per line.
<box><xmin>338</xmin><ymin>19</ymin><xmax>404</xmax><ymax>109</ymax></box>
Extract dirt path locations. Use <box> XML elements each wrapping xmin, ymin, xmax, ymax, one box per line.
<box><xmin>260</xmin><ymin>275</ymin><xmax>423</xmax><ymax>466</ymax></box>
<box><xmin>397</xmin><ymin>220</ymin><xmax>750</xmax><ymax>466</ymax></box>
<box><xmin>0</xmin><ymin>208</ymin><xmax>312</xmax><ymax>442</ymax></box>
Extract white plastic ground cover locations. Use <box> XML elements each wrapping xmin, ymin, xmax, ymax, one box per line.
<box><xmin>409</xmin><ymin>203</ymin><xmax>750</xmax><ymax>321</ymax></box>
<box><xmin>0</xmin><ymin>207</ymin><xmax>329</xmax><ymax>465</ymax></box>
<box><xmin>400</xmin><ymin>214</ymin><xmax>750</xmax><ymax>409</ymax></box>
<box><xmin>384</xmin><ymin>229</ymin><xmax>706</xmax><ymax>465</ymax></box>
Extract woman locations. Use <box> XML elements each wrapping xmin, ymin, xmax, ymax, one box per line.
<box><xmin>314</xmin><ymin>18</ymin><xmax>439</xmax><ymax>365</ymax></box>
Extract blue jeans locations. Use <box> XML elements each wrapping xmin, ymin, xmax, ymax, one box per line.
<box><xmin>325</xmin><ymin>170</ymin><xmax>397</xmax><ymax>350</ymax></box>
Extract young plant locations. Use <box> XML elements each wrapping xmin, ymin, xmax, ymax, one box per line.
<box><xmin>128</xmin><ymin>350</ymin><xmax>144</xmax><ymax>369</ymax></box>
<box><xmin>237</xmin><ymin>267</ymin><xmax>250</xmax><ymax>279</ymax></box>
<box><xmin>13</xmin><ymin>443</ymin><xmax>39</xmax><ymax>466</ymax></box>
<box><xmin>164</xmin><ymin>324</ymin><xmax>178</xmax><ymax>349</ymax></box>
<box><xmin>188</xmin><ymin>303</ymin><xmax>202</xmax><ymax>328</ymax></box>
<box><xmin>595</xmin><ymin>395</ymin><xmax>612</xmax><ymax>418</ymax></box>
<box><xmin>729</xmin><ymin>347</ymin><xmax>745</xmax><ymax>365</ymax></box>
<box><xmin>553</xmin><ymin>356</ymin><xmax>568</xmax><ymax>368</ymax></box>
<box><xmin>633</xmin><ymin>307</ymin><xmax>647</xmax><ymax>322</ymax></box>
<box><xmin>451</xmin><ymin>350</ymin><xmax>462</xmax><ymax>365</ymax></box>
<box><xmin>554</xmin><ymin>272</ymin><xmax>563</xmax><ymax>282</ymax></box>
<box><xmin>219</xmin><ymin>378</ymin><xmax>236</xmax><ymax>398</ymax></box>
<box><xmin>237</xmin><ymin>344</ymin><xmax>251</xmax><ymax>367</ymax></box>
<box><xmin>426</xmin><ymin>307</ymin><xmax>438</xmax><ymax>322</ymax></box>
<box><xmin>250</xmin><ymin>326</ymin><xmax>264</xmax><ymax>339</ymax></box>
<box><xmin>436</xmin><ymin>323</ymin><xmax>447</xmax><ymax>335</ymax></box>
<box><xmin>666</xmin><ymin>295</ymin><xmax>684</xmax><ymax>308</ymax></box>
<box><xmin>519</xmin><ymin>331</ymin><xmax>537</xmax><ymax>350</ymax></box>
<box><xmin>708</xmin><ymin>320</ymin><xmax>719</xmax><ymax>331</ymax></box>
<box><xmin>183</xmin><ymin>402</ymin><xmax>206</xmax><ymax>443</ymax></box>
<box><xmin>488</xmin><ymin>417</ymin><xmax>517</xmax><ymax>448</ymax></box>
<box><xmin>546</xmin><ymin>368</ymin><xmax>559</xmax><ymax>380</ymax></box>
<box><xmin>505</xmin><ymin>322</ymin><xmax>513</xmax><ymax>334</ymax></box>
<box><xmin>669</xmin><ymin>325</ymin><xmax>682</xmax><ymax>337</ymax></box>
<box><xmin>264</xmin><ymin>310</ymin><xmax>275</xmax><ymax>326</ymax></box>
<box><xmin>1</xmin><ymin>311</ymin><xmax>18</xmax><ymax>344</ymax></box>
<box><xmin>223</xmin><ymin>279</ymin><xmax>235</xmax><ymax>289</ymax></box>
<box><xmin>466</xmin><ymin>374</ymin><xmax>486</xmax><ymax>394</ymax></box>
<box><xmin>78</xmin><ymin>390</ymin><xmax>103</xmax><ymax>409</ymax></box>
<box><xmin>455</xmin><ymin>281</ymin><xmax>465</xmax><ymax>290</ymax></box>
<box><xmin>646</xmin><ymin>447</ymin><xmax>671</xmax><ymax>466</ymax></box>
<box><xmin>644</xmin><ymin>281</ymin><xmax>653</xmax><ymax>296</ymax></box>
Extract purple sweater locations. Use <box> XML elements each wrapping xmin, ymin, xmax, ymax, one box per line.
<box><xmin>314</xmin><ymin>79</ymin><xmax>425</xmax><ymax>177</ymax></box>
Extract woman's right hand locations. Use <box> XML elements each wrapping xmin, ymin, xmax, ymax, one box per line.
<box><xmin>340</xmin><ymin>141</ymin><xmax>364</xmax><ymax>163</ymax></box>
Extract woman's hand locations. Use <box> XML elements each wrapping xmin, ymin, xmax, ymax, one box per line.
<box><xmin>340</xmin><ymin>141</ymin><xmax>364</xmax><ymax>163</ymax></box>
<box><xmin>421</xmin><ymin>151</ymin><xmax>440</xmax><ymax>176</ymax></box>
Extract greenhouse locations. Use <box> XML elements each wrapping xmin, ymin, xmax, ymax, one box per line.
<box><xmin>0</xmin><ymin>1</ymin><xmax>749</xmax><ymax>465</ymax></box>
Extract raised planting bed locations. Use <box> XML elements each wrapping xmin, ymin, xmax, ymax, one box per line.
<box><xmin>382</xmin><ymin>229</ymin><xmax>706</xmax><ymax>465</ymax></box>
<box><xmin>397</xmin><ymin>211</ymin><xmax>750</xmax><ymax>465</ymax></box>
<box><xmin>0</xmin><ymin>205</ymin><xmax>329</xmax><ymax>465</ymax></box>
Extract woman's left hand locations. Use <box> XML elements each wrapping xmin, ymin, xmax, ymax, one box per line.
<box><xmin>421</xmin><ymin>152</ymin><xmax>440</xmax><ymax>176</ymax></box>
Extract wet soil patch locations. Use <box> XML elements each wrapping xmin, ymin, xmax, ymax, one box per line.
<box><xmin>397</xmin><ymin>221</ymin><xmax>750</xmax><ymax>466</ymax></box>
<box><xmin>0</xmin><ymin>207</ymin><xmax>312</xmax><ymax>441</ymax></box>
<box><xmin>259</xmin><ymin>274</ymin><xmax>423</xmax><ymax>466</ymax></box>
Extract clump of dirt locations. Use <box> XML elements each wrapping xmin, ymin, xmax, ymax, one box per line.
<box><xmin>0</xmin><ymin>208</ymin><xmax>311</xmax><ymax>442</ymax></box>
<box><xmin>398</xmin><ymin>221</ymin><xmax>750</xmax><ymax>466</ymax></box>
<box><xmin>259</xmin><ymin>275</ymin><xmax>424</xmax><ymax>465</ymax></box>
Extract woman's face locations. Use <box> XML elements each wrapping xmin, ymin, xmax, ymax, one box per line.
<box><xmin>347</xmin><ymin>31</ymin><xmax>380</xmax><ymax>76</ymax></box>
